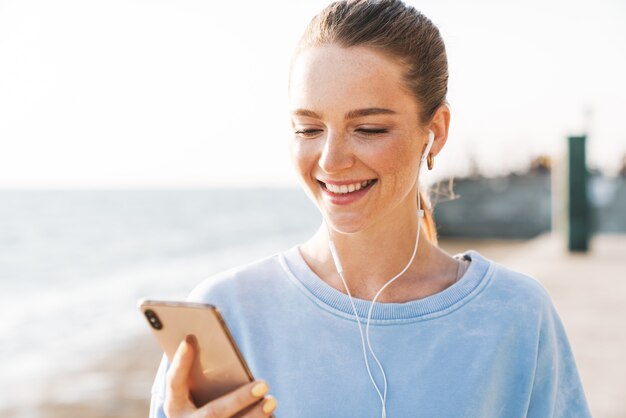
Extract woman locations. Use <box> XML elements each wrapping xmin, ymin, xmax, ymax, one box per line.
<box><xmin>150</xmin><ymin>1</ymin><xmax>592</xmax><ymax>417</ymax></box>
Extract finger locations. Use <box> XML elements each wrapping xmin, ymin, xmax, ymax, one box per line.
<box><xmin>197</xmin><ymin>380</ymin><xmax>269</xmax><ymax>418</ymax></box>
<box><xmin>242</xmin><ymin>395</ymin><xmax>278</xmax><ymax>417</ymax></box>
<box><xmin>166</xmin><ymin>335</ymin><xmax>195</xmax><ymax>405</ymax></box>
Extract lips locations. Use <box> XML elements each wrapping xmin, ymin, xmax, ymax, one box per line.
<box><xmin>319</xmin><ymin>179</ymin><xmax>376</xmax><ymax>194</ymax></box>
<box><xmin>316</xmin><ymin>178</ymin><xmax>377</xmax><ymax>206</ymax></box>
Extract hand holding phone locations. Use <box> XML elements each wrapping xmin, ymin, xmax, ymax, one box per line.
<box><xmin>165</xmin><ymin>336</ymin><xmax>277</xmax><ymax>418</ymax></box>
<box><xmin>139</xmin><ymin>299</ymin><xmax>277</xmax><ymax>417</ymax></box>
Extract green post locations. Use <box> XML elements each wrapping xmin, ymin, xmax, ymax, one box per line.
<box><xmin>567</xmin><ymin>135</ymin><xmax>590</xmax><ymax>252</ymax></box>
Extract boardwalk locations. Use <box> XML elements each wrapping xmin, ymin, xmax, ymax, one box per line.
<box><xmin>441</xmin><ymin>233</ymin><xmax>626</xmax><ymax>418</ymax></box>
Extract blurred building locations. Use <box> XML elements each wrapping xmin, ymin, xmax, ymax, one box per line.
<box><xmin>433</xmin><ymin>155</ymin><xmax>626</xmax><ymax>239</ymax></box>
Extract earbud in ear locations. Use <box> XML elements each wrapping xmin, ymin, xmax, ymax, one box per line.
<box><xmin>422</xmin><ymin>130</ymin><xmax>435</xmax><ymax>161</ymax></box>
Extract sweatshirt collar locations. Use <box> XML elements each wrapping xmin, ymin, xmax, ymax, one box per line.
<box><xmin>279</xmin><ymin>244</ymin><xmax>493</xmax><ymax>324</ymax></box>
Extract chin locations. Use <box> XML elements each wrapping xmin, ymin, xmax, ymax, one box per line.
<box><xmin>322</xmin><ymin>213</ymin><xmax>368</xmax><ymax>235</ymax></box>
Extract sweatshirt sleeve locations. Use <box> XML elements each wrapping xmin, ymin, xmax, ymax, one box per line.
<box><xmin>149</xmin><ymin>354</ymin><xmax>169</xmax><ymax>418</ymax></box>
<box><xmin>526</xmin><ymin>297</ymin><xmax>593</xmax><ymax>418</ymax></box>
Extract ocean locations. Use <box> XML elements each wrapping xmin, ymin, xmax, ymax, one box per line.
<box><xmin>0</xmin><ymin>189</ymin><xmax>321</xmax><ymax>410</ymax></box>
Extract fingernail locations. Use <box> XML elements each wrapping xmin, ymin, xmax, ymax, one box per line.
<box><xmin>251</xmin><ymin>381</ymin><xmax>269</xmax><ymax>397</ymax></box>
<box><xmin>179</xmin><ymin>340</ymin><xmax>188</xmax><ymax>355</ymax></box>
<box><xmin>262</xmin><ymin>396</ymin><xmax>277</xmax><ymax>414</ymax></box>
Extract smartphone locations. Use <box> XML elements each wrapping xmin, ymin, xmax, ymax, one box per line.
<box><xmin>138</xmin><ymin>299</ymin><xmax>263</xmax><ymax>415</ymax></box>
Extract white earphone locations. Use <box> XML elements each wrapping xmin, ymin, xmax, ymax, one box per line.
<box><xmin>423</xmin><ymin>130</ymin><xmax>435</xmax><ymax>162</ymax></box>
<box><xmin>326</xmin><ymin>130</ymin><xmax>434</xmax><ymax>418</ymax></box>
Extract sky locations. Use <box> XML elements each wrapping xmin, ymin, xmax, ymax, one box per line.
<box><xmin>0</xmin><ymin>0</ymin><xmax>625</xmax><ymax>189</ymax></box>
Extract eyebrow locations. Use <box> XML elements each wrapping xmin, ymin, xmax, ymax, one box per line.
<box><xmin>345</xmin><ymin>108</ymin><xmax>397</xmax><ymax>119</ymax></box>
<box><xmin>292</xmin><ymin>107</ymin><xmax>397</xmax><ymax>120</ymax></box>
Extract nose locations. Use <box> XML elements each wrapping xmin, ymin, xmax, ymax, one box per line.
<box><xmin>318</xmin><ymin>130</ymin><xmax>355</xmax><ymax>173</ymax></box>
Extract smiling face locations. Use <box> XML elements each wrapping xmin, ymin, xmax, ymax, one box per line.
<box><xmin>289</xmin><ymin>44</ymin><xmax>431</xmax><ymax>234</ymax></box>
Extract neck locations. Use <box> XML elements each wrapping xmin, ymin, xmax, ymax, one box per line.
<box><xmin>300</xmin><ymin>210</ymin><xmax>455</xmax><ymax>302</ymax></box>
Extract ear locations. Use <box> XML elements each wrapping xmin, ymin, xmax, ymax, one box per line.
<box><xmin>427</xmin><ymin>104</ymin><xmax>451</xmax><ymax>157</ymax></box>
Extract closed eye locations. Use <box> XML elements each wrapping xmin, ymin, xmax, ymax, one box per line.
<box><xmin>356</xmin><ymin>128</ymin><xmax>388</xmax><ymax>135</ymax></box>
<box><xmin>294</xmin><ymin>129</ymin><xmax>323</xmax><ymax>138</ymax></box>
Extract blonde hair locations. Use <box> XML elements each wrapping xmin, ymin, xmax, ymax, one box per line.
<box><xmin>297</xmin><ymin>0</ymin><xmax>448</xmax><ymax>244</ymax></box>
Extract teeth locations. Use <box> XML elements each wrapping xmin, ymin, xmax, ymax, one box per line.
<box><xmin>324</xmin><ymin>179</ymin><xmax>375</xmax><ymax>194</ymax></box>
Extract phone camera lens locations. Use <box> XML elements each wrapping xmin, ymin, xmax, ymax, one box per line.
<box><xmin>144</xmin><ymin>309</ymin><xmax>163</xmax><ymax>330</ymax></box>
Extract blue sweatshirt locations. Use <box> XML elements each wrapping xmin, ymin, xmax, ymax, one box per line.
<box><xmin>149</xmin><ymin>246</ymin><xmax>592</xmax><ymax>417</ymax></box>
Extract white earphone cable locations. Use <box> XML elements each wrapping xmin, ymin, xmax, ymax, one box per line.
<box><xmin>365</xmin><ymin>191</ymin><xmax>422</xmax><ymax>416</ymax></box>
<box><xmin>326</xmin><ymin>131</ymin><xmax>433</xmax><ymax>418</ymax></box>
<box><xmin>326</xmin><ymin>196</ymin><xmax>421</xmax><ymax>418</ymax></box>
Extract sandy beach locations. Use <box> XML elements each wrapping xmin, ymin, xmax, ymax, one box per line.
<box><xmin>2</xmin><ymin>335</ymin><xmax>162</xmax><ymax>418</ymax></box>
<box><xmin>8</xmin><ymin>233</ymin><xmax>624</xmax><ymax>418</ymax></box>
